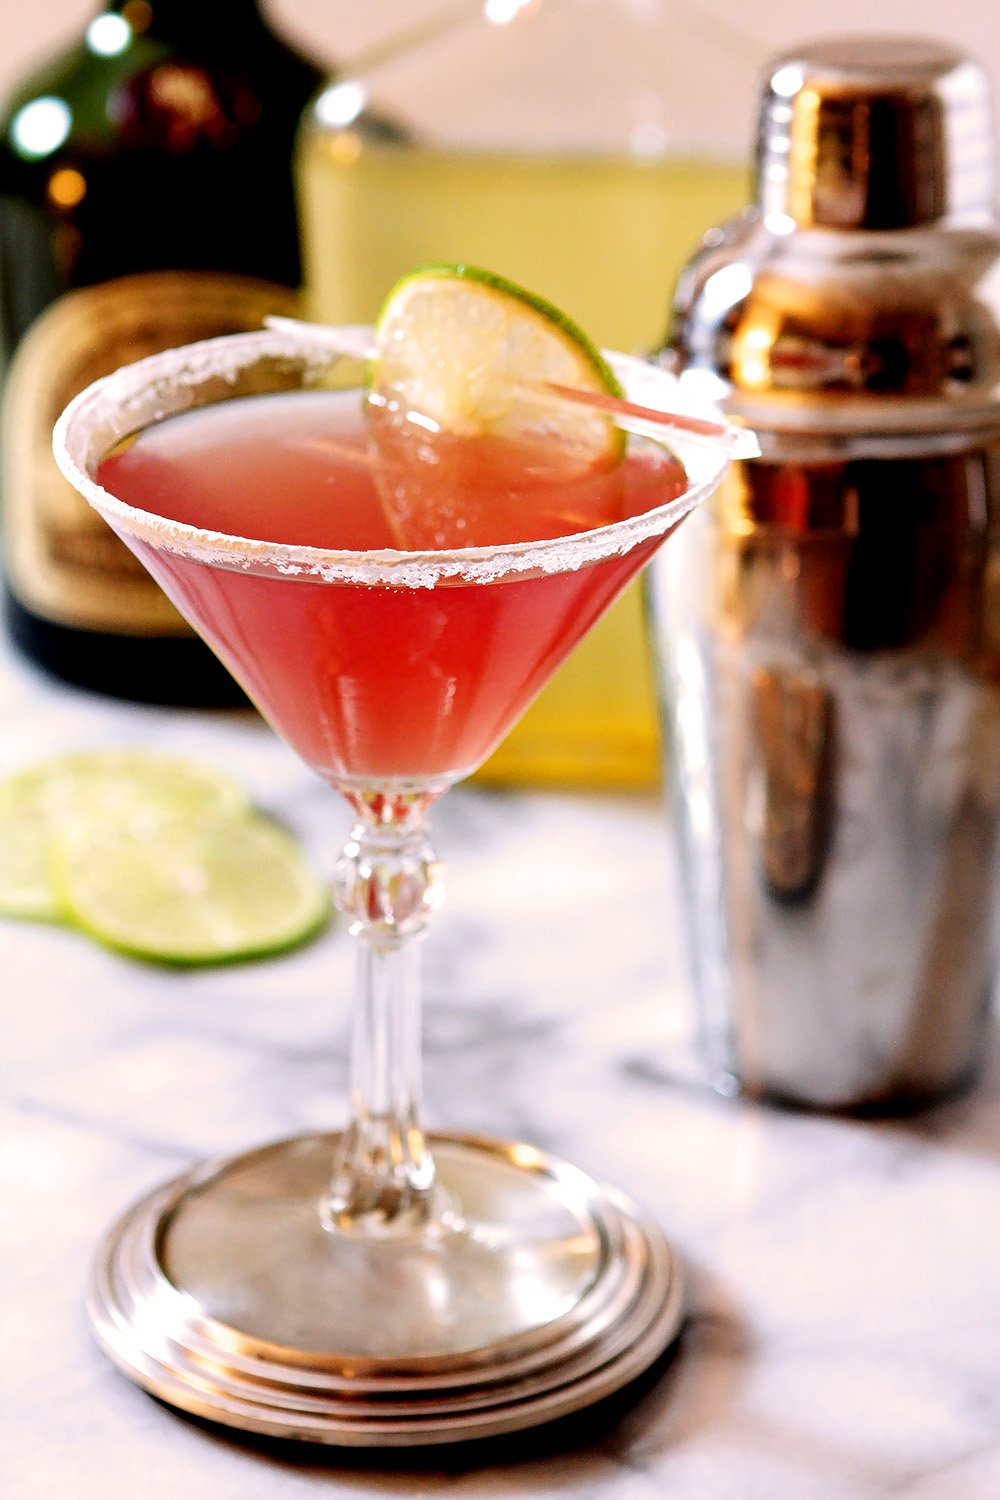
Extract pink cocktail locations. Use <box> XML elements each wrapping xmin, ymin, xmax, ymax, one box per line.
<box><xmin>54</xmin><ymin>326</ymin><xmax>732</xmax><ymax>1446</ymax></box>
<box><xmin>96</xmin><ymin>386</ymin><xmax>686</xmax><ymax>786</ymax></box>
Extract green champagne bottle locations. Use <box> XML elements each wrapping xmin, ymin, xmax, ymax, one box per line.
<box><xmin>0</xmin><ymin>0</ymin><xmax>323</xmax><ymax>703</ymax></box>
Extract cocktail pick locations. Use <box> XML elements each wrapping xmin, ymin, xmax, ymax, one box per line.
<box><xmin>263</xmin><ymin>316</ymin><xmax>760</xmax><ymax>458</ymax></box>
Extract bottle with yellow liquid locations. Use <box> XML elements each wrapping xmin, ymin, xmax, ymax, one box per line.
<box><xmin>296</xmin><ymin>0</ymin><xmax>760</xmax><ymax>787</ymax></box>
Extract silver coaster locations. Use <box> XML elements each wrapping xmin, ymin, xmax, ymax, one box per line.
<box><xmin>88</xmin><ymin>1132</ymin><xmax>684</xmax><ymax>1446</ymax></box>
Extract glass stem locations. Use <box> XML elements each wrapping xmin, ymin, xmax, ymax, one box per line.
<box><xmin>326</xmin><ymin>789</ymin><xmax>445</xmax><ymax>1236</ymax></box>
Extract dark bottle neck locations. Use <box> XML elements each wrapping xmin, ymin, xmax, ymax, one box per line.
<box><xmin>104</xmin><ymin>1</ymin><xmax>271</xmax><ymax>46</ymax></box>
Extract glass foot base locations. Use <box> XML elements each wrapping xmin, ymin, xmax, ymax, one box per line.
<box><xmin>88</xmin><ymin>1132</ymin><xmax>684</xmax><ymax>1446</ymax></box>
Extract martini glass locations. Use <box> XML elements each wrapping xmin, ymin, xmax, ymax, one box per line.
<box><xmin>53</xmin><ymin>325</ymin><xmax>732</xmax><ymax>1446</ymax></box>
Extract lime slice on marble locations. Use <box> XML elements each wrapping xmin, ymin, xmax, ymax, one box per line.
<box><xmin>0</xmin><ymin>801</ymin><xmax>66</xmax><ymax>921</ymax></box>
<box><xmin>369</xmin><ymin>262</ymin><xmax>625</xmax><ymax>469</ymax></box>
<box><xmin>50</xmin><ymin>811</ymin><xmax>329</xmax><ymax>966</ymax></box>
<box><xmin>0</xmin><ymin>750</ymin><xmax>248</xmax><ymax>922</ymax></box>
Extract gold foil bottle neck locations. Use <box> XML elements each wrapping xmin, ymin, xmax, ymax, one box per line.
<box><xmin>756</xmin><ymin>35</ymin><xmax>996</xmax><ymax>230</ymax></box>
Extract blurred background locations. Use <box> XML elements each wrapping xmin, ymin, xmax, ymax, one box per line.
<box><xmin>3</xmin><ymin>0</ymin><xmax>999</xmax><ymax>145</ymax></box>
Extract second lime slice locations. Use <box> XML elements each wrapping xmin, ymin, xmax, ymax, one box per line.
<box><xmin>0</xmin><ymin>749</ymin><xmax>249</xmax><ymax>923</ymax></box>
<box><xmin>50</xmin><ymin>811</ymin><xmax>330</xmax><ymax>966</ymax></box>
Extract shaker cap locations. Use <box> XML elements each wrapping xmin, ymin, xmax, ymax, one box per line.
<box><xmin>756</xmin><ymin>35</ymin><xmax>996</xmax><ymax>228</ymax></box>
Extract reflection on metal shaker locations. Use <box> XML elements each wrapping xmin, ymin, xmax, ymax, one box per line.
<box><xmin>648</xmin><ymin>36</ymin><xmax>1000</xmax><ymax>1108</ymax></box>
<box><xmin>750</xmin><ymin>664</ymin><xmax>834</xmax><ymax>902</ymax></box>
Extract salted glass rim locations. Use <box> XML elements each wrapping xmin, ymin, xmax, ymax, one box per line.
<box><xmin>52</xmin><ymin>326</ymin><xmax>730</xmax><ymax>588</ymax></box>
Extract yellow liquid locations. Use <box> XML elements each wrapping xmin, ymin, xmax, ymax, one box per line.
<box><xmin>296</xmin><ymin>139</ymin><xmax>748</xmax><ymax>786</ymax></box>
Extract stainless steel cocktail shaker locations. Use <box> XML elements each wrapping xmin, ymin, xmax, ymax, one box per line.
<box><xmin>649</xmin><ymin>37</ymin><xmax>1000</xmax><ymax>1110</ymax></box>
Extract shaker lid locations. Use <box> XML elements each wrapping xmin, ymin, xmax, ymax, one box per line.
<box><xmin>670</xmin><ymin>36</ymin><xmax>1000</xmax><ymax>443</ymax></box>
<box><xmin>756</xmin><ymin>35</ymin><xmax>996</xmax><ymax>229</ymax></box>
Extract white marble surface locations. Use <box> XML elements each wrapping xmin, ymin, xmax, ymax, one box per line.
<box><xmin>4</xmin><ymin>641</ymin><xmax>1000</xmax><ymax>1498</ymax></box>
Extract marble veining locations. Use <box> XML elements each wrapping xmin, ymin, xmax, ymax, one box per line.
<box><xmin>4</xmin><ymin>642</ymin><xmax>1000</xmax><ymax>1498</ymax></box>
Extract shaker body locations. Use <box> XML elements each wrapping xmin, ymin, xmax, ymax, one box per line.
<box><xmin>649</xmin><ymin>446</ymin><xmax>1000</xmax><ymax>1108</ymax></box>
